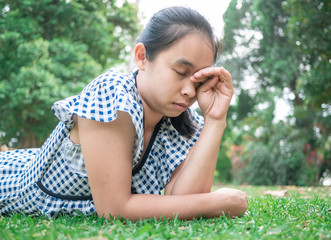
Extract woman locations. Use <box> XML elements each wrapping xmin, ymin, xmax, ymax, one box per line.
<box><xmin>0</xmin><ymin>6</ymin><xmax>247</xmax><ymax>220</ymax></box>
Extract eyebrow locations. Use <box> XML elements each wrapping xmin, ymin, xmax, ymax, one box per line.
<box><xmin>174</xmin><ymin>59</ymin><xmax>195</xmax><ymax>69</ymax></box>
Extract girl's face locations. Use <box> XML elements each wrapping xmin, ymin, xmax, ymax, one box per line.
<box><xmin>136</xmin><ymin>33</ymin><xmax>214</xmax><ymax>119</ymax></box>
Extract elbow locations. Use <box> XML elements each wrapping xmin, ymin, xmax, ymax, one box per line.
<box><xmin>94</xmin><ymin>196</ymin><xmax>133</xmax><ymax>220</ymax></box>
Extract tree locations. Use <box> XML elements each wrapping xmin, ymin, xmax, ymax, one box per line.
<box><xmin>221</xmin><ymin>0</ymin><xmax>330</xmax><ymax>185</ymax></box>
<box><xmin>284</xmin><ymin>0</ymin><xmax>331</xmax><ymax>108</ymax></box>
<box><xmin>284</xmin><ymin>0</ymin><xmax>331</xmax><ymax>177</ymax></box>
<box><xmin>0</xmin><ymin>0</ymin><xmax>140</xmax><ymax>148</ymax></box>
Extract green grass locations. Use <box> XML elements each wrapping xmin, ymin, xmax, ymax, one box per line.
<box><xmin>1</xmin><ymin>186</ymin><xmax>330</xmax><ymax>239</ymax></box>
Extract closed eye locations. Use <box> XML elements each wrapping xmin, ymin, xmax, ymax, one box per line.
<box><xmin>174</xmin><ymin>70</ymin><xmax>187</xmax><ymax>77</ymax></box>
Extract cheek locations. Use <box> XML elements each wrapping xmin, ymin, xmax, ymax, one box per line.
<box><xmin>159</xmin><ymin>78</ymin><xmax>180</xmax><ymax>93</ymax></box>
<box><xmin>153</xmin><ymin>69</ymin><xmax>183</xmax><ymax>96</ymax></box>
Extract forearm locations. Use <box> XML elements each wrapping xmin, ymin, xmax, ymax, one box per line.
<box><xmin>169</xmin><ymin>119</ymin><xmax>227</xmax><ymax>195</ymax></box>
<box><xmin>118</xmin><ymin>190</ymin><xmax>241</xmax><ymax>221</ymax></box>
<box><xmin>167</xmin><ymin>66</ymin><xmax>233</xmax><ymax>195</ymax></box>
<box><xmin>123</xmin><ymin>193</ymin><xmax>210</xmax><ymax>220</ymax></box>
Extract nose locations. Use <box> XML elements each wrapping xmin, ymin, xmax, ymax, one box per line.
<box><xmin>181</xmin><ymin>79</ymin><xmax>196</xmax><ymax>98</ymax></box>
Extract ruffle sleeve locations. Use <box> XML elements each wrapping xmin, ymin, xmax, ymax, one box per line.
<box><xmin>51</xmin><ymin>69</ymin><xmax>144</xmax><ymax>139</ymax></box>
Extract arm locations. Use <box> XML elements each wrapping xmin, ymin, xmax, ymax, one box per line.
<box><xmin>78</xmin><ymin>111</ymin><xmax>246</xmax><ymax>221</ymax></box>
<box><xmin>165</xmin><ymin>67</ymin><xmax>233</xmax><ymax>195</ymax></box>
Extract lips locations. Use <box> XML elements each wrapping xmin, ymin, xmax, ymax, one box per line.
<box><xmin>173</xmin><ymin>102</ymin><xmax>189</xmax><ymax>111</ymax></box>
<box><xmin>176</xmin><ymin>102</ymin><xmax>189</xmax><ymax>108</ymax></box>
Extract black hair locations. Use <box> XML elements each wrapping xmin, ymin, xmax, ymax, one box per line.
<box><xmin>135</xmin><ymin>6</ymin><xmax>221</xmax><ymax>138</ymax></box>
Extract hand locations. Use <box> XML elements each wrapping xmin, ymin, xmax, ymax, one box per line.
<box><xmin>213</xmin><ymin>188</ymin><xmax>248</xmax><ymax>218</ymax></box>
<box><xmin>190</xmin><ymin>67</ymin><xmax>233</xmax><ymax>121</ymax></box>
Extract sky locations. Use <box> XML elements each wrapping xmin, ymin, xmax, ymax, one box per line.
<box><xmin>137</xmin><ymin>0</ymin><xmax>232</xmax><ymax>39</ymax></box>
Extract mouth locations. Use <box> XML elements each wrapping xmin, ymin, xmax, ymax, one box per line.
<box><xmin>173</xmin><ymin>102</ymin><xmax>189</xmax><ymax>111</ymax></box>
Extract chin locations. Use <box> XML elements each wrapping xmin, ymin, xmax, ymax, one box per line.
<box><xmin>164</xmin><ymin>111</ymin><xmax>185</xmax><ymax>118</ymax></box>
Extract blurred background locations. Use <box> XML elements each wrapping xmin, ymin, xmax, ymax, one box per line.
<box><xmin>0</xmin><ymin>0</ymin><xmax>330</xmax><ymax>186</ymax></box>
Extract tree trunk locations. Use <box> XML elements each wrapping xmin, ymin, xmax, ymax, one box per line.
<box><xmin>19</xmin><ymin>131</ymin><xmax>38</xmax><ymax>149</ymax></box>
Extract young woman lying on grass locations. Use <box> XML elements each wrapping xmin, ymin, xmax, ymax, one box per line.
<box><xmin>0</xmin><ymin>6</ymin><xmax>248</xmax><ymax>220</ymax></box>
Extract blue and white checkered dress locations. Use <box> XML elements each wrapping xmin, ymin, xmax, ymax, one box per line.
<box><xmin>0</xmin><ymin>69</ymin><xmax>204</xmax><ymax>218</ymax></box>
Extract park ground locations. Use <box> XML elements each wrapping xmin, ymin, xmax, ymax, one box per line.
<box><xmin>0</xmin><ymin>185</ymin><xmax>330</xmax><ymax>239</ymax></box>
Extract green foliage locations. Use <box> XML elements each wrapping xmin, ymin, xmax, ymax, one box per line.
<box><xmin>284</xmin><ymin>0</ymin><xmax>331</xmax><ymax>108</ymax></box>
<box><xmin>230</xmin><ymin>97</ymin><xmax>321</xmax><ymax>186</ymax></box>
<box><xmin>235</xmin><ymin>123</ymin><xmax>314</xmax><ymax>186</ymax></box>
<box><xmin>0</xmin><ymin>0</ymin><xmax>140</xmax><ymax>147</ymax></box>
<box><xmin>221</xmin><ymin>0</ymin><xmax>331</xmax><ymax>185</ymax></box>
<box><xmin>237</xmin><ymin>90</ymin><xmax>255</xmax><ymax>121</ymax></box>
<box><xmin>215</xmin><ymin>146</ymin><xmax>232</xmax><ymax>183</ymax></box>
<box><xmin>243</xmin><ymin>143</ymin><xmax>274</xmax><ymax>185</ymax></box>
<box><xmin>219</xmin><ymin>0</ymin><xmax>253</xmax><ymax>88</ymax></box>
<box><xmin>1</xmin><ymin>186</ymin><xmax>330</xmax><ymax>239</ymax></box>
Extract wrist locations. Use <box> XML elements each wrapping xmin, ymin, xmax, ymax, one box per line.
<box><xmin>204</xmin><ymin>116</ymin><xmax>227</xmax><ymax>127</ymax></box>
<box><xmin>203</xmin><ymin>117</ymin><xmax>227</xmax><ymax>132</ymax></box>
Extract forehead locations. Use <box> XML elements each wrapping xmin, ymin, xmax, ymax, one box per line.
<box><xmin>159</xmin><ymin>33</ymin><xmax>214</xmax><ymax>71</ymax></box>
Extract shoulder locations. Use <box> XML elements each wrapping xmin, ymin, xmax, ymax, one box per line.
<box><xmin>52</xmin><ymin>69</ymin><xmax>143</xmax><ymax>129</ymax></box>
<box><xmin>81</xmin><ymin>69</ymin><xmax>136</xmax><ymax>95</ymax></box>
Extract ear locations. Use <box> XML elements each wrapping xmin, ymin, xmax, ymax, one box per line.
<box><xmin>134</xmin><ymin>42</ymin><xmax>147</xmax><ymax>71</ymax></box>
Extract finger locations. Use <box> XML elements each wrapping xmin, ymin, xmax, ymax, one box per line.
<box><xmin>190</xmin><ymin>67</ymin><xmax>222</xmax><ymax>82</ymax></box>
<box><xmin>217</xmin><ymin>80</ymin><xmax>234</xmax><ymax>97</ymax></box>
<box><xmin>189</xmin><ymin>72</ymin><xmax>210</xmax><ymax>83</ymax></box>
<box><xmin>216</xmin><ymin>68</ymin><xmax>233</xmax><ymax>92</ymax></box>
<box><xmin>197</xmin><ymin>75</ymin><xmax>219</xmax><ymax>92</ymax></box>
<box><xmin>219</xmin><ymin>67</ymin><xmax>232</xmax><ymax>83</ymax></box>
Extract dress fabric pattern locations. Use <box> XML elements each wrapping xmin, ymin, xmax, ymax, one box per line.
<box><xmin>0</xmin><ymin>69</ymin><xmax>204</xmax><ymax>217</ymax></box>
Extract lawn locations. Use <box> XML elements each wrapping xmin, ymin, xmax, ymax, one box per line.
<box><xmin>0</xmin><ymin>185</ymin><xmax>330</xmax><ymax>240</ymax></box>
